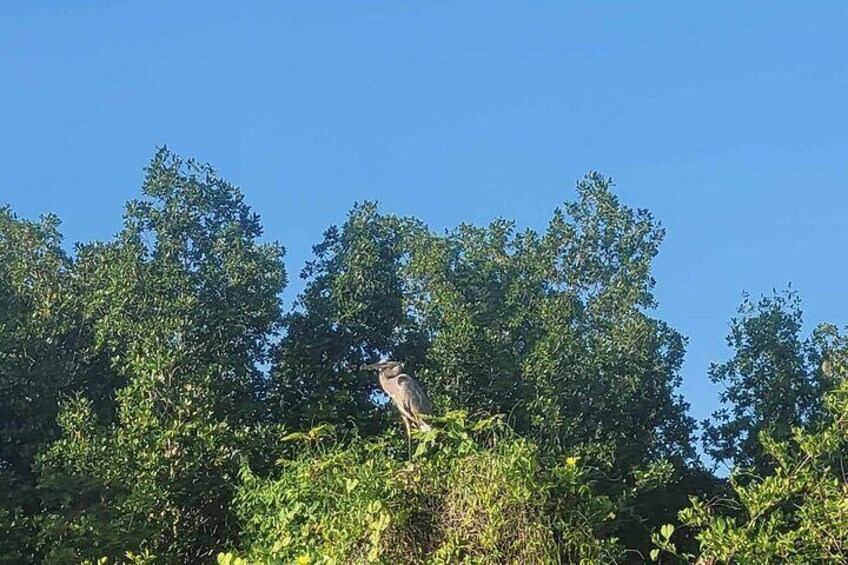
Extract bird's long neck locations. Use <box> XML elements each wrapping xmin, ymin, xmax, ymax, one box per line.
<box><xmin>378</xmin><ymin>369</ymin><xmax>400</xmax><ymax>388</ymax></box>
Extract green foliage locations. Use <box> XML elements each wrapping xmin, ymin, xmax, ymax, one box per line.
<box><xmin>0</xmin><ymin>207</ymin><xmax>119</xmax><ymax>562</ymax></box>
<box><xmin>655</xmin><ymin>330</ymin><xmax>848</xmax><ymax>564</ymax></box>
<box><xmin>703</xmin><ymin>290</ymin><xmax>832</xmax><ymax>472</ymax></box>
<box><xmin>271</xmin><ymin>202</ymin><xmax>427</xmax><ymax>433</ymax></box>
<box><xmin>4</xmin><ymin>150</ymin><xmax>845</xmax><ymax>564</ymax></box>
<box><xmin>34</xmin><ymin>148</ymin><xmax>288</xmax><ymax>563</ymax></box>
<box><xmin>406</xmin><ymin>174</ymin><xmax>696</xmax><ymax>471</ymax></box>
<box><xmin>78</xmin><ymin>550</ymin><xmax>158</xmax><ymax>565</ymax></box>
<box><xmin>273</xmin><ymin>174</ymin><xmax>697</xmax><ymax>475</ymax></box>
<box><xmin>0</xmin><ymin>207</ymin><xmax>71</xmax><ymax>473</ymax></box>
<box><xmin>227</xmin><ymin>413</ymin><xmax>622</xmax><ymax>564</ymax></box>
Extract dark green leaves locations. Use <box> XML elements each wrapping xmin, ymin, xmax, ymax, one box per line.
<box><xmin>703</xmin><ymin>289</ymin><xmax>831</xmax><ymax>472</ymax></box>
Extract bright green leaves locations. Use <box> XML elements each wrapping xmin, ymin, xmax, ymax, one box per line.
<box><xmin>33</xmin><ymin>148</ymin><xmax>288</xmax><ymax>563</ymax></box>
<box><xmin>649</xmin><ymin>523</ymin><xmax>677</xmax><ymax>561</ymax></box>
<box><xmin>280</xmin><ymin>423</ymin><xmax>336</xmax><ymax>445</ymax></box>
<box><xmin>668</xmin><ymin>345</ymin><xmax>848</xmax><ymax>564</ymax></box>
<box><xmin>217</xmin><ymin>553</ymin><xmax>250</xmax><ymax>565</ymax></box>
<box><xmin>230</xmin><ymin>415</ymin><xmax>622</xmax><ymax>564</ymax></box>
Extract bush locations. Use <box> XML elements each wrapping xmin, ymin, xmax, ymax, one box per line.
<box><xmin>225</xmin><ymin>412</ymin><xmax>623</xmax><ymax>564</ymax></box>
<box><xmin>653</xmin><ymin>339</ymin><xmax>848</xmax><ymax>564</ymax></box>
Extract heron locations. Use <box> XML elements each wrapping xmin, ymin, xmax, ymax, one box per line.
<box><xmin>362</xmin><ymin>360</ymin><xmax>432</xmax><ymax>445</ymax></box>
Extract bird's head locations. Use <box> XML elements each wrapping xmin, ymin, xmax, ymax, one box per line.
<box><xmin>361</xmin><ymin>359</ymin><xmax>404</xmax><ymax>376</ymax></box>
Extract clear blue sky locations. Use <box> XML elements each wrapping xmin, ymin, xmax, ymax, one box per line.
<box><xmin>2</xmin><ymin>2</ymin><xmax>847</xmax><ymax>437</ymax></box>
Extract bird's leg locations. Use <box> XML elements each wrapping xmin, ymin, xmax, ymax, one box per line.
<box><xmin>403</xmin><ymin>417</ymin><xmax>412</xmax><ymax>459</ymax></box>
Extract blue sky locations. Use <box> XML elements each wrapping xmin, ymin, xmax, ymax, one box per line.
<box><xmin>2</xmin><ymin>2</ymin><xmax>847</xmax><ymax>442</ymax></box>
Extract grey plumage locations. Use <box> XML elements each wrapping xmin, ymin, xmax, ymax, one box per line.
<box><xmin>363</xmin><ymin>360</ymin><xmax>432</xmax><ymax>435</ymax></box>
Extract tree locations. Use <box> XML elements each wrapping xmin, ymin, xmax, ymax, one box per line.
<box><xmin>36</xmin><ymin>148</ymin><xmax>287</xmax><ymax>563</ymax></box>
<box><xmin>703</xmin><ymin>290</ymin><xmax>831</xmax><ymax>473</ymax></box>
<box><xmin>0</xmin><ymin>208</ymin><xmax>118</xmax><ymax>563</ymax></box>
<box><xmin>270</xmin><ymin>202</ymin><xmax>428</xmax><ymax>433</ymax></box>
<box><xmin>4</xmin><ymin>157</ymin><xmax>760</xmax><ymax>562</ymax></box>
<box><xmin>275</xmin><ymin>176</ymin><xmax>697</xmax><ymax>471</ymax></box>
<box><xmin>654</xmin><ymin>326</ymin><xmax>848</xmax><ymax>564</ymax></box>
<box><xmin>270</xmin><ymin>175</ymin><xmax>702</xmax><ymax>559</ymax></box>
<box><xmin>402</xmin><ymin>175</ymin><xmax>702</xmax><ymax>556</ymax></box>
<box><xmin>406</xmin><ymin>174</ymin><xmax>696</xmax><ymax>470</ymax></box>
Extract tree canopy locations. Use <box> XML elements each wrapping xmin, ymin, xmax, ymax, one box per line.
<box><xmin>1</xmin><ymin>149</ymin><xmax>844</xmax><ymax>564</ymax></box>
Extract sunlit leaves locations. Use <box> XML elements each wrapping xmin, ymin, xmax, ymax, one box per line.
<box><xmin>668</xmin><ymin>346</ymin><xmax>848</xmax><ymax>564</ymax></box>
<box><xmin>35</xmin><ymin>148</ymin><xmax>288</xmax><ymax>563</ymax></box>
<box><xmin>229</xmin><ymin>415</ymin><xmax>621</xmax><ymax>564</ymax></box>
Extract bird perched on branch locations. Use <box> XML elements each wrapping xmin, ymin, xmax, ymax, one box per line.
<box><xmin>362</xmin><ymin>360</ymin><xmax>432</xmax><ymax>437</ymax></box>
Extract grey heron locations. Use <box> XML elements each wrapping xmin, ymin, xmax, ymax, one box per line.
<box><xmin>362</xmin><ymin>360</ymin><xmax>432</xmax><ymax>440</ymax></box>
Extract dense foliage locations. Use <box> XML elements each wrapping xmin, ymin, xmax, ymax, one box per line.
<box><xmin>1</xmin><ymin>149</ymin><xmax>844</xmax><ymax>564</ymax></box>
<box><xmin>655</xmin><ymin>336</ymin><xmax>848</xmax><ymax>563</ymax></box>
<box><xmin>702</xmin><ymin>290</ymin><xmax>832</xmax><ymax>473</ymax></box>
<box><xmin>226</xmin><ymin>413</ymin><xmax>622</xmax><ymax>564</ymax></box>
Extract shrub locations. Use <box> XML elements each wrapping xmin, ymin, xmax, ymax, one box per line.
<box><xmin>654</xmin><ymin>336</ymin><xmax>848</xmax><ymax>564</ymax></box>
<box><xmin>225</xmin><ymin>412</ymin><xmax>623</xmax><ymax>564</ymax></box>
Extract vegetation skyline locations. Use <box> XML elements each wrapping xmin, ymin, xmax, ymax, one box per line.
<box><xmin>3</xmin><ymin>3</ymin><xmax>848</xmax><ymax>433</ymax></box>
<box><xmin>2</xmin><ymin>150</ymin><xmax>845</xmax><ymax>562</ymax></box>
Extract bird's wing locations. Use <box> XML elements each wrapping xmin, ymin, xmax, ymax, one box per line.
<box><xmin>381</xmin><ymin>380</ymin><xmax>416</xmax><ymax>423</ymax></box>
<box><xmin>394</xmin><ymin>402</ymin><xmax>417</xmax><ymax>425</ymax></box>
<box><xmin>396</xmin><ymin>374</ymin><xmax>433</xmax><ymax>417</ymax></box>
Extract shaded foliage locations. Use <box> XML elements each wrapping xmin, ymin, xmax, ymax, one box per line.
<box><xmin>270</xmin><ymin>203</ymin><xmax>428</xmax><ymax>433</ymax></box>
<box><xmin>0</xmin><ymin>208</ymin><xmax>119</xmax><ymax>563</ymax></box>
<box><xmin>703</xmin><ymin>290</ymin><xmax>832</xmax><ymax>473</ymax></box>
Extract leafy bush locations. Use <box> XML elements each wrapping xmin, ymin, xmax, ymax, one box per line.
<box><xmin>225</xmin><ymin>413</ymin><xmax>622</xmax><ymax>564</ymax></box>
<box><xmin>654</xmin><ymin>335</ymin><xmax>848</xmax><ymax>563</ymax></box>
